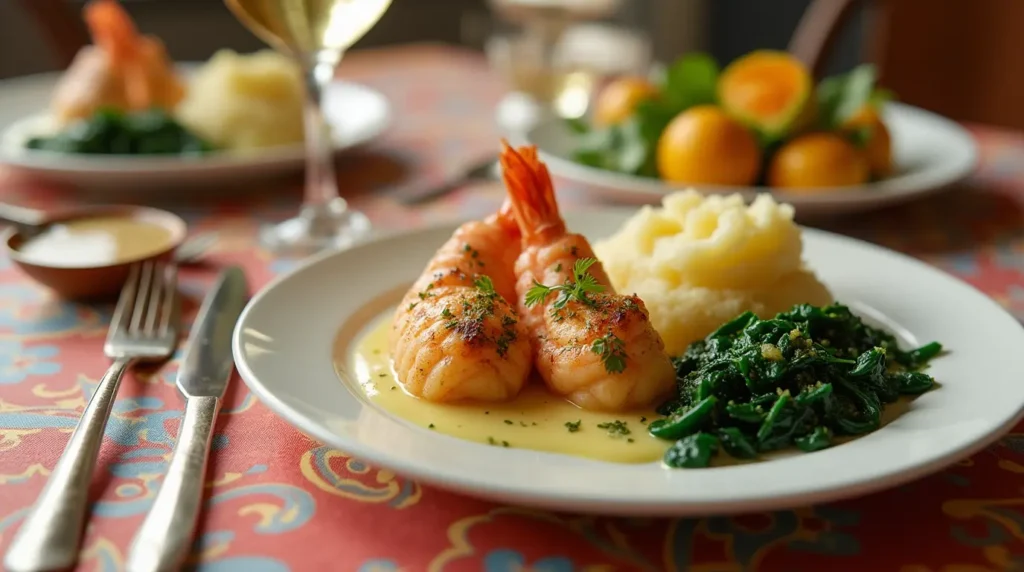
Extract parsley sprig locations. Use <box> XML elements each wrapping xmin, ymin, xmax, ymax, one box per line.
<box><xmin>591</xmin><ymin>331</ymin><xmax>627</xmax><ymax>374</ymax></box>
<box><xmin>524</xmin><ymin>258</ymin><xmax>604</xmax><ymax>309</ymax></box>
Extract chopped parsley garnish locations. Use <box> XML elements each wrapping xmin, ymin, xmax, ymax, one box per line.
<box><xmin>591</xmin><ymin>332</ymin><xmax>627</xmax><ymax>374</ymax></box>
<box><xmin>597</xmin><ymin>420</ymin><xmax>631</xmax><ymax>437</ymax></box>
<box><xmin>524</xmin><ymin>258</ymin><xmax>604</xmax><ymax>309</ymax></box>
<box><xmin>565</xmin><ymin>420</ymin><xmax>582</xmax><ymax>433</ymax></box>
<box><xmin>441</xmin><ymin>274</ymin><xmax>518</xmax><ymax>357</ymax></box>
<box><xmin>428</xmin><ymin>423</ymin><xmax>435</xmax><ymax>429</ymax></box>
<box><xmin>475</xmin><ymin>275</ymin><xmax>497</xmax><ymax>297</ymax></box>
<box><xmin>504</xmin><ymin>419</ymin><xmax>513</xmax><ymax>425</ymax></box>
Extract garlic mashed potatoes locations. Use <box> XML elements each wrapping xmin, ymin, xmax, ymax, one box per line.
<box><xmin>176</xmin><ymin>50</ymin><xmax>305</xmax><ymax>151</ymax></box>
<box><xmin>594</xmin><ymin>190</ymin><xmax>832</xmax><ymax>355</ymax></box>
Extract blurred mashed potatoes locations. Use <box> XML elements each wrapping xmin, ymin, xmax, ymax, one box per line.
<box><xmin>177</xmin><ymin>50</ymin><xmax>304</xmax><ymax>151</ymax></box>
<box><xmin>593</xmin><ymin>190</ymin><xmax>832</xmax><ymax>355</ymax></box>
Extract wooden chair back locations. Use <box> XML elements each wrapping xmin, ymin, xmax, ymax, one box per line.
<box><xmin>17</xmin><ymin>0</ymin><xmax>89</xmax><ymax>69</ymax></box>
<box><xmin>790</xmin><ymin>0</ymin><xmax>1024</xmax><ymax>130</ymax></box>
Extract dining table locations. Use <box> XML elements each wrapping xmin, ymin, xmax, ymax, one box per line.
<box><xmin>0</xmin><ymin>44</ymin><xmax>1022</xmax><ymax>572</ymax></box>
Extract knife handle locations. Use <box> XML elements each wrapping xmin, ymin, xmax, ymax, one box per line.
<box><xmin>126</xmin><ymin>396</ymin><xmax>219</xmax><ymax>572</ymax></box>
<box><xmin>4</xmin><ymin>357</ymin><xmax>132</xmax><ymax>572</ymax></box>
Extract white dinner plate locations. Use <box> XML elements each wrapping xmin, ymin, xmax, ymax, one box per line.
<box><xmin>233</xmin><ymin>209</ymin><xmax>1024</xmax><ymax>516</ymax></box>
<box><xmin>0</xmin><ymin>65</ymin><xmax>391</xmax><ymax>192</ymax></box>
<box><xmin>524</xmin><ymin>103</ymin><xmax>978</xmax><ymax>217</ymax></box>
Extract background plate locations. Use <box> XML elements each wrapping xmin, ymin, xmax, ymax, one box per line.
<box><xmin>0</xmin><ymin>65</ymin><xmax>391</xmax><ymax>192</ymax></box>
<box><xmin>525</xmin><ymin>103</ymin><xmax>978</xmax><ymax>217</ymax></box>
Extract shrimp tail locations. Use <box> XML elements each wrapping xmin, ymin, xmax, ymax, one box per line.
<box><xmin>82</xmin><ymin>0</ymin><xmax>184</xmax><ymax>111</ymax></box>
<box><xmin>500</xmin><ymin>140</ymin><xmax>565</xmax><ymax>239</ymax></box>
<box><xmin>84</xmin><ymin>0</ymin><xmax>139</xmax><ymax>64</ymax></box>
<box><xmin>487</xmin><ymin>198</ymin><xmax>521</xmax><ymax>238</ymax></box>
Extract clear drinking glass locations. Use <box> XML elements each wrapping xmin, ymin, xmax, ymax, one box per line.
<box><xmin>485</xmin><ymin>0</ymin><xmax>634</xmax><ymax>133</ymax></box>
<box><xmin>224</xmin><ymin>0</ymin><xmax>392</xmax><ymax>254</ymax></box>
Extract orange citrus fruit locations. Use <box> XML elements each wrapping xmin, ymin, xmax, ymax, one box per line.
<box><xmin>767</xmin><ymin>132</ymin><xmax>869</xmax><ymax>190</ymax></box>
<box><xmin>843</xmin><ymin>106</ymin><xmax>893</xmax><ymax>177</ymax></box>
<box><xmin>593</xmin><ymin>76</ymin><xmax>659</xmax><ymax>126</ymax></box>
<box><xmin>717</xmin><ymin>50</ymin><xmax>814</xmax><ymax>139</ymax></box>
<box><xmin>656</xmin><ymin>105</ymin><xmax>762</xmax><ymax>186</ymax></box>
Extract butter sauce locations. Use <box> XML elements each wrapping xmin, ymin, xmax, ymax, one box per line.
<box><xmin>339</xmin><ymin>310</ymin><xmax>670</xmax><ymax>464</ymax></box>
<box><xmin>16</xmin><ymin>215</ymin><xmax>174</xmax><ymax>268</ymax></box>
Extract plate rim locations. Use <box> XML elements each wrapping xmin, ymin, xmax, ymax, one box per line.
<box><xmin>232</xmin><ymin>211</ymin><xmax>1024</xmax><ymax>515</ymax></box>
<box><xmin>522</xmin><ymin>102</ymin><xmax>979</xmax><ymax>209</ymax></box>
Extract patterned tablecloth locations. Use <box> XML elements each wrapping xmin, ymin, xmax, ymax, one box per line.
<box><xmin>0</xmin><ymin>45</ymin><xmax>1023</xmax><ymax>572</ymax></box>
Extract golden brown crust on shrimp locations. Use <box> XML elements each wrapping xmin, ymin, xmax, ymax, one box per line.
<box><xmin>390</xmin><ymin>208</ymin><xmax>531</xmax><ymax>403</ymax></box>
<box><xmin>501</xmin><ymin>142</ymin><xmax>676</xmax><ymax>411</ymax></box>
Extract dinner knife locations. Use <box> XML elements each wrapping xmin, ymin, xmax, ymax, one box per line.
<box><xmin>125</xmin><ymin>266</ymin><xmax>248</xmax><ymax>572</ymax></box>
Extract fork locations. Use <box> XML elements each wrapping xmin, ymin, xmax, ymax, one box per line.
<box><xmin>4</xmin><ymin>261</ymin><xmax>180</xmax><ymax>572</ymax></box>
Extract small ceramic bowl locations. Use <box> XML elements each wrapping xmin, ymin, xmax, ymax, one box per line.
<box><xmin>4</xmin><ymin>205</ymin><xmax>187</xmax><ymax>300</ymax></box>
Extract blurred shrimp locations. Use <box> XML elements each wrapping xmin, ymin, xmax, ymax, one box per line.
<box><xmin>50</xmin><ymin>0</ymin><xmax>184</xmax><ymax>124</ymax></box>
<box><xmin>500</xmin><ymin>141</ymin><xmax>676</xmax><ymax>412</ymax></box>
<box><xmin>390</xmin><ymin>203</ymin><xmax>532</xmax><ymax>402</ymax></box>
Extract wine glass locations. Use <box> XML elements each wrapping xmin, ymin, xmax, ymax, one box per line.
<box><xmin>486</xmin><ymin>0</ymin><xmax>624</xmax><ymax>133</ymax></box>
<box><xmin>225</xmin><ymin>0</ymin><xmax>392</xmax><ymax>254</ymax></box>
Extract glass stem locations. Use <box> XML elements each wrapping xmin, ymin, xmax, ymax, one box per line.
<box><xmin>301</xmin><ymin>56</ymin><xmax>345</xmax><ymax>228</ymax></box>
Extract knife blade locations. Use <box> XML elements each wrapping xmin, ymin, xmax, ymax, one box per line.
<box><xmin>176</xmin><ymin>266</ymin><xmax>249</xmax><ymax>398</ymax></box>
<box><xmin>125</xmin><ymin>266</ymin><xmax>249</xmax><ymax>572</ymax></box>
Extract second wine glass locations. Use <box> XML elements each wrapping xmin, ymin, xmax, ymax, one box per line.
<box><xmin>225</xmin><ymin>0</ymin><xmax>392</xmax><ymax>254</ymax></box>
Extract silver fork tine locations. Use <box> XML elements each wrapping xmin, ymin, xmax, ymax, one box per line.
<box><xmin>159</xmin><ymin>265</ymin><xmax>180</xmax><ymax>337</ymax></box>
<box><xmin>111</xmin><ymin>263</ymin><xmax>141</xmax><ymax>335</ymax></box>
<box><xmin>129</xmin><ymin>261</ymin><xmax>155</xmax><ymax>335</ymax></box>
<box><xmin>144</xmin><ymin>262</ymin><xmax>165</xmax><ymax>335</ymax></box>
<box><xmin>4</xmin><ymin>258</ymin><xmax>180</xmax><ymax>572</ymax></box>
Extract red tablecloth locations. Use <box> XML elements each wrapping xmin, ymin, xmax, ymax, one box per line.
<box><xmin>0</xmin><ymin>45</ymin><xmax>1022</xmax><ymax>571</ymax></box>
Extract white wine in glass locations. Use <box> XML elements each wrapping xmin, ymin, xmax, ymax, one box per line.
<box><xmin>225</xmin><ymin>0</ymin><xmax>392</xmax><ymax>254</ymax></box>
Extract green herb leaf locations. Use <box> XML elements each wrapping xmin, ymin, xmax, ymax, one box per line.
<box><xmin>565</xmin><ymin>420</ymin><xmax>582</xmax><ymax>433</ymax></box>
<box><xmin>591</xmin><ymin>332</ymin><xmax>628</xmax><ymax>374</ymax></box>
<box><xmin>596</xmin><ymin>420</ymin><xmax>631</xmax><ymax>437</ymax></box>
<box><xmin>869</xmin><ymin>87</ymin><xmax>897</xmax><ymax>107</ymax></box>
<box><xmin>524</xmin><ymin>257</ymin><xmax>605</xmax><ymax>309</ymax></box>
<box><xmin>564</xmin><ymin>117</ymin><xmax>590</xmax><ymax>135</ymax></box>
<box><xmin>474</xmin><ymin>275</ymin><xmax>497</xmax><ymax>297</ymax></box>
<box><xmin>817</xmin><ymin>64</ymin><xmax>879</xmax><ymax>130</ymax></box>
<box><xmin>662</xmin><ymin>53</ymin><xmax>720</xmax><ymax>110</ymax></box>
